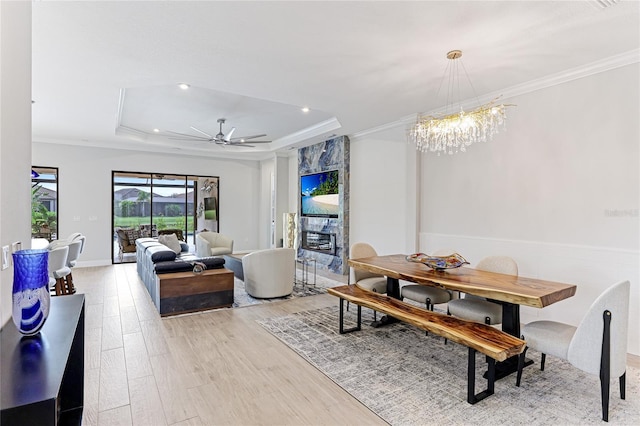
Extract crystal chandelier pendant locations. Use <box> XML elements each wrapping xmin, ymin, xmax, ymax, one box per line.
<box><xmin>410</xmin><ymin>50</ymin><xmax>514</xmax><ymax>155</ymax></box>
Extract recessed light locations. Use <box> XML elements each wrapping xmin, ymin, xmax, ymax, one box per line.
<box><xmin>301</xmin><ymin>107</ymin><xmax>310</xmax><ymax>113</ymax></box>
<box><xmin>153</xmin><ymin>128</ymin><xmax>160</xmax><ymax>133</ymax></box>
<box><xmin>178</xmin><ymin>83</ymin><xmax>190</xmax><ymax>90</ymax></box>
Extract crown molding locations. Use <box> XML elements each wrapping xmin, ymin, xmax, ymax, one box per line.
<box><xmin>268</xmin><ymin>117</ymin><xmax>342</xmax><ymax>151</ymax></box>
<box><xmin>491</xmin><ymin>48</ymin><xmax>640</xmax><ymax>103</ymax></box>
<box><xmin>32</xmin><ymin>136</ymin><xmax>266</xmax><ymax>161</ymax></box>
<box><xmin>352</xmin><ymin>49</ymin><xmax>640</xmax><ymax>140</ymax></box>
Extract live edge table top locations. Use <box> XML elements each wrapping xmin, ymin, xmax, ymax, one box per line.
<box><xmin>348</xmin><ymin>254</ymin><xmax>577</xmax><ymax>309</ymax></box>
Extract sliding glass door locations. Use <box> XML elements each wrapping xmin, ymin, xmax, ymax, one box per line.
<box><xmin>112</xmin><ymin>171</ymin><xmax>218</xmax><ymax>263</ymax></box>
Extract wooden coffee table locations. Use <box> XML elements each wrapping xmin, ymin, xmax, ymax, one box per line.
<box><xmin>157</xmin><ymin>268</ymin><xmax>234</xmax><ymax>316</ymax></box>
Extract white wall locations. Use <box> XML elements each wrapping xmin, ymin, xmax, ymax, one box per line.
<box><xmin>349</xmin><ymin>127</ymin><xmax>415</xmax><ymax>255</ymax></box>
<box><xmin>421</xmin><ymin>64</ymin><xmax>640</xmax><ymax>354</ymax></box>
<box><xmin>259</xmin><ymin>157</ymin><xmax>275</xmax><ymax>248</ymax></box>
<box><xmin>32</xmin><ymin>143</ymin><xmax>262</xmax><ymax>265</ymax></box>
<box><xmin>274</xmin><ymin>155</ymin><xmax>289</xmax><ymax>247</ymax></box>
<box><xmin>287</xmin><ymin>150</ymin><xmax>298</xmax><ymax>213</ymax></box>
<box><xmin>0</xmin><ymin>1</ymin><xmax>32</xmax><ymax>327</ymax></box>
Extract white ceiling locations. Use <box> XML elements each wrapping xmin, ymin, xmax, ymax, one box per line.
<box><xmin>32</xmin><ymin>0</ymin><xmax>640</xmax><ymax>159</ymax></box>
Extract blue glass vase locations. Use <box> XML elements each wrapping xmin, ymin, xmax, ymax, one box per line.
<box><xmin>12</xmin><ymin>249</ymin><xmax>50</xmax><ymax>335</ymax></box>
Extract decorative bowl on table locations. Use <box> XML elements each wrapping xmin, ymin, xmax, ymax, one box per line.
<box><xmin>405</xmin><ymin>252</ymin><xmax>469</xmax><ymax>271</ymax></box>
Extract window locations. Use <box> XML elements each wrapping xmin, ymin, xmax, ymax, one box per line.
<box><xmin>31</xmin><ymin>166</ymin><xmax>58</xmax><ymax>241</ymax></box>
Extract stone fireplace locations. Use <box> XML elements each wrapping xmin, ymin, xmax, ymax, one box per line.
<box><xmin>297</xmin><ymin>136</ymin><xmax>349</xmax><ymax>275</ymax></box>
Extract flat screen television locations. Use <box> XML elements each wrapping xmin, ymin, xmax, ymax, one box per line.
<box><xmin>300</xmin><ymin>170</ymin><xmax>339</xmax><ymax>218</ymax></box>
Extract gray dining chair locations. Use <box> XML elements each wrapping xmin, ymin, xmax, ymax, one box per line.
<box><xmin>400</xmin><ymin>249</ymin><xmax>455</xmax><ymax>338</ymax></box>
<box><xmin>400</xmin><ymin>249</ymin><xmax>455</xmax><ymax>311</ymax></box>
<box><xmin>349</xmin><ymin>242</ymin><xmax>387</xmax><ymax>321</ymax></box>
<box><xmin>447</xmin><ymin>256</ymin><xmax>518</xmax><ymax>325</ymax></box>
<box><xmin>516</xmin><ymin>280</ymin><xmax>630</xmax><ymax>422</ymax></box>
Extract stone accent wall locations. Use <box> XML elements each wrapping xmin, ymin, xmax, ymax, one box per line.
<box><xmin>298</xmin><ymin>136</ymin><xmax>349</xmax><ymax>274</ymax></box>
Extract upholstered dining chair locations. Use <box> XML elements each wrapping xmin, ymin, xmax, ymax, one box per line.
<box><xmin>349</xmin><ymin>242</ymin><xmax>387</xmax><ymax>321</ymax></box>
<box><xmin>516</xmin><ymin>280</ymin><xmax>630</xmax><ymax>422</ymax></box>
<box><xmin>401</xmin><ymin>249</ymin><xmax>455</xmax><ymax>311</ymax></box>
<box><xmin>447</xmin><ymin>256</ymin><xmax>518</xmax><ymax>325</ymax></box>
<box><xmin>47</xmin><ymin>233</ymin><xmax>86</xmax><ymax>260</ymax></box>
<box><xmin>400</xmin><ymin>249</ymin><xmax>456</xmax><ymax>338</ymax></box>
<box><xmin>62</xmin><ymin>240</ymin><xmax>83</xmax><ymax>294</ymax></box>
<box><xmin>73</xmin><ymin>234</ymin><xmax>86</xmax><ymax>254</ymax></box>
<box><xmin>48</xmin><ymin>245</ymin><xmax>71</xmax><ymax>296</ymax></box>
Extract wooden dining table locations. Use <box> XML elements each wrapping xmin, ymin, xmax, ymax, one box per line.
<box><xmin>348</xmin><ymin>254</ymin><xmax>578</xmax><ymax>378</ymax></box>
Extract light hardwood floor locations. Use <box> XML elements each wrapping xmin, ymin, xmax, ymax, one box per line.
<box><xmin>76</xmin><ymin>263</ymin><xmax>639</xmax><ymax>425</ymax></box>
<box><xmin>76</xmin><ymin>263</ymin><xmax>385</xmax><ymax>426</ymax></box>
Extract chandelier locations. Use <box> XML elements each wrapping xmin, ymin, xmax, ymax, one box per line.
<box><xmin>409</xmin><ymin>50</ymin><xmax>513</xmax><ymax>155</ymax></box>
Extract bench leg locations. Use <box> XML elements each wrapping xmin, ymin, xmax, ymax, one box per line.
<box><xmin>467</xmin><ymin>347</ymin><xmax>496</xmax><ymax>404</ymax></box>
<box><xmin>339</xmin><ymin>298</ymin><xmax>361</xmax><ymax>334</ymax></box>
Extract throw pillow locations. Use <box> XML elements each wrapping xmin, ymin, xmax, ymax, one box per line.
<box><xmin>125</xmin><ymin>229</ymin><xmax>141</xmax><ymax>245</ymax></box>
<box><xmin>158</xmin><ymin>233</ymin><xmax>182</xmax><ymax>254</ymax></box>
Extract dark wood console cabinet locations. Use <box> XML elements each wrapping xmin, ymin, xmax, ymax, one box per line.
<box><xmin>1</xmin><ymin>294</ymin><xmax>85</xmax><ymax>425</ymax></box>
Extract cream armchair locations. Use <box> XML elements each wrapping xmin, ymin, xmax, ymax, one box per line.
<box><xmin>242</xmin><ymin>248</ymin><xmax>294</xmax><ymax>298</ymax></box>
<box><xmin>196</xmin><ymin>231</ymin><xmax>234</xmax><ymax>257</ymax></box>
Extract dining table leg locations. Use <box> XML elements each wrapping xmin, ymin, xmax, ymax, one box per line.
<box><xmin>485</xmin><ymin>302</ymin><xmax>532</xmax><ymax>380</ymax></box>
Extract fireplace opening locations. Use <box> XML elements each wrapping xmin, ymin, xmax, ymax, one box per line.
<box><xmin>301</xmin><ymin>231</ymin><xmax>336</xmax><ymax>256</ymax></box>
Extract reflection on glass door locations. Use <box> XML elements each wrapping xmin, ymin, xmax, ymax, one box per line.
<box><xmin>195</xmin><ymin>176</ymin><xmax>219</xmax><ymax>235</ymax></box>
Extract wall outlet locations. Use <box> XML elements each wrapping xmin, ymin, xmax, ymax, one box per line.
<box><xmin>88</xmin><ymin>215</ymin><xmax>98</xmax><ymax>221</ymax></box>
<box><xmin>73</xmin><ymin>215</ymin><xmax>81</xmax><ymax>222</ymax></box>
<box><xmin>2</xmin><ymin>246</ymin><xmax>10</xmax><ymax>270</ymax></box>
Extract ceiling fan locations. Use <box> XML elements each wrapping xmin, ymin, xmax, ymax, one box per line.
<box><xmin>166</xmin><ymin>118</ymin><xmax>271</xmax><ymax>147</ymax></box>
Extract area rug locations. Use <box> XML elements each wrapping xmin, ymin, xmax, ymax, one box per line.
<box><xmin>232</xmin><ymin>274</ymin><xmax>342</xmax><ymax>308</ymax></box>
<box><xmin>258</xmin><ymin>306</ymin><xmax>640</xmax><ymax>425</ymax></box>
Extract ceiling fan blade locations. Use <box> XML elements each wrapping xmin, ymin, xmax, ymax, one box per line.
<box><xmin>190</xmin><ymin>126</ymin><xmax>213</xmax><ymax>139</ymax></box>
<box><xmin>231</xmin><ymin>140</ymin><xmax>271</xmax><ymax>145</ymax></box>
<box><xmin>229</xmin><ymin>133</ymin><xmax>267</xmax><ymax>142</ymax></box>
<box><xmin>167</xmin><ymin>136</ymin><xmax>211</xmax><ymax>142</ymax></box>
<box><xmin>224</xmin><ymin>127</ymin><xmax>236</xmax><ymax>142</ymax></box>
<box><xmin>165</xmin><ymin>130</ymin><xmax>209</xmax><ymax>139</ymax></box>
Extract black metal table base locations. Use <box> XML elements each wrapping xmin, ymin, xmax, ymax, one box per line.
<box><xmin>485</xmin><ymin>355</ymin><xmax>533</xmax><ymax>380</ymax></box>
<box><xmin>370</xmin><ymin>315</ymin><xmax>399</xmax><ymax>328</ymax></box>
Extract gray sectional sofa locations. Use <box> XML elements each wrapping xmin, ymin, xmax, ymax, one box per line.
<box><xmin>135</xmin><ymin>238</ymin><xmax>230</xmax><ymax>315</ymax></box>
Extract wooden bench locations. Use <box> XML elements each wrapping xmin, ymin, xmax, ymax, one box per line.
<box><xmin>327</xmin><ymin>284</ymin><xmax>526</xmax><ymax>404</ymax></box>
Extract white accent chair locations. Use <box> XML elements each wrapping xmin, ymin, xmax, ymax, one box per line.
<box><xmin>48</xmin><ymin>245</ymin><xmax>71</xmax><ymax>296</ymax></box>
<box><xmin>516</xmin><ymin>280</ymin><xmax>630</xmax><ymax>422</ymax></box>
<box><xmin>242</xmin><ymin>248</ymin><xmax>295</xmax><ymax>298</ymax></box>
<box><xmin>447</xmin><ymin>256</ymin><xmax>518</xmax><ymax>325</ymax></box>
<box><xmin>196</xmin><ymin>231</ymin><xmax>234</xmax><ymax>257</ymax></box>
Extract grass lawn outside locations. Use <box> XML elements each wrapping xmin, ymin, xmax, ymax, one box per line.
<box><xmin>114</xmin><ymin>216</ymin><xmax>195</xmax><ymax>231</ymax></box>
